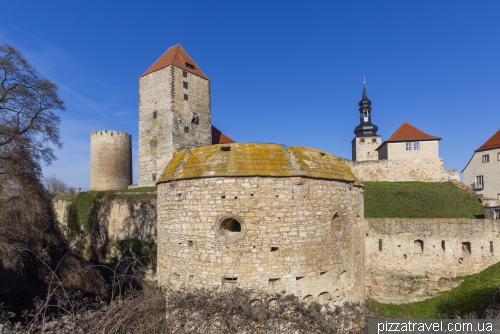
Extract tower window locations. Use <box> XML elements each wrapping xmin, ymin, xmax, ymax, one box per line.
<box><xmin>153</xmin><ymin>111</ymin><xmax>157</xmax><ymax>119</ymax></box>
<box><xmin>372</xmin><ymin>138</ymin><xmax>377</xmax><ymax>143</ymax></box>
<box><xmin>360</xmin><ymin>138</ymin><xmax>365</xmax><ymax>143</ymax></box>
<box><xmin>183</xmin><ymin>71</ymin><xmax>188</xmax><ymax>78</ymax></box>
<box><xmin>152</xmin><ymin>173</ymin><xmax>157</xmax><ymax>181</ymax></box>
<box><xmin>483</xmin><ymin>154</ymin><xmax>490</xmax><ymax>163</ymax></box>
<box><xmin>406</xmin><ymin>143</ymin><xmax>412</xmax><ymax>151</ymax></box>
<box><xmin>414</xmin><ymin>142</ymin><xmax>420</xmax><ymax>151</ymax></box>
<box><xmin>184</xmin><ymin>94</ymin><xmax>188</xmax><ymax>101</ymax></box>
<box><xmin>185</xmin><ymin>63</ymin><xmax>195</xmax><ymax>70</ymax></box>
<box><xmin>183</xmin><ymin>81</ymin><xmax>188</xmax><ymax>89</ymax></box>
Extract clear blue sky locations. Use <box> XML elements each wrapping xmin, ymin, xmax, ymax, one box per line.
<box><xmin>2</xmin><ymin>1</ymin><xmax>499</xmax><ymax>188</ymax></box>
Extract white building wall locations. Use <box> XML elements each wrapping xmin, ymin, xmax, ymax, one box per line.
<box><xmin>463</xmin><ymin>148</ymin><xmax>500</xmax><ymax>199</ymax></box>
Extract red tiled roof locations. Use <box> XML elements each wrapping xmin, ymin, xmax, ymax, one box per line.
<box><xmin>476</xmin><ymin>129</ymin><xmax>500</xmax><ymax>152</ymax></box>
<box><xmin>385</xmin><ymin>122</ymin><xmax>441</xmax><ymax>142</ymax></box>
<box><xmin>141</xmin><ymin>44</ymin><xmax>208</xmax><ymax>79</ymax></box>
<box><xmin>211</xmin><ymin>125</ymin><xmax>235</xmax><ymax>144</ymax></box>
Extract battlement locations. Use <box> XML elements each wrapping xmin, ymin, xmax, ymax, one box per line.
<box><xmin>91</xmin><ymin>130</ymin><xmax>131</xmax><ymax>139</ymax></box>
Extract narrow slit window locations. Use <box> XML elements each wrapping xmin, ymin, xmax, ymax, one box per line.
<box><xmin>378</xmin><ymin>239</ymin><xmax>382</xmax><ymax>252</ymax></box>
<box><xmin>153</xmin><ymin>111</ymin><xmax>157</xmax><ymax>119</ymax></box>
<box><xmin>441</xmin><ymin>240</ymin><xmax>445</xmax><ymax>252</ymax></box>
<box><xmin>183</xmin><ymin>71</ymin><xmax>188</xmax><ymax>78</ymax></box>
<box><xmin>184</xmin><ymin>94</ymin><xmax>188</xmax><ymax>101</ymax></box>
<box><xmin>490</xmin><ymin>241</ymin><xmax>494</xmax><ymax>253</ymax></box>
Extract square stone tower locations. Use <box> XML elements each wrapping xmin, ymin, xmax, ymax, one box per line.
<box><xmin>138</xmin><ymin>45</ymin><xmax>212</xmax><ymax>186</ymax></box>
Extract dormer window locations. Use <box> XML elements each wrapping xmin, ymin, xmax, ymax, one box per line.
<box><xmin>185</xmin><ymin>63</ymin><xmax>195</xmax><ymax>70</ymax></box>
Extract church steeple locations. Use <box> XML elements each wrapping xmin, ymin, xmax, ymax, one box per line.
<box><xmin>354</xmin><ymin>84</ymin><xmax>378</xmax><ymax>137</ymax></box>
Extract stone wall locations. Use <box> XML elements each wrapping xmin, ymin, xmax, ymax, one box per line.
<box><xmin>345</xmin><ymin>158</ymin><xmax>460</xmax><ymax>182</ymax></box>
<box><xmin>90</xmin><ymin>130</ymin><xmax>132</xmax><ymax>190</ymax></box>
<box><xmin>365</xmin><ymin>218</ymin><xmax>500</xmax><ymax>303</ymax></box>
<box><xmin>138</xmin><ymin>65</ymin><xmax>212</xmax><ymax>187</ymax></box>
<box><xmin>157</xmin><ymin>176</ymin><xmax>365</xmax><ymax>306</ymax></box>
<box><xmin>53</xmin><ymin>197</ymin><xmax>157</xmax><ymax>243</ymax></box>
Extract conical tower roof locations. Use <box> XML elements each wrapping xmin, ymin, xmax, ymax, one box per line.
<box><xmin>141</xmin><ymin>44</ymin><xmax>208</xmax><ymax>79</ymax></box>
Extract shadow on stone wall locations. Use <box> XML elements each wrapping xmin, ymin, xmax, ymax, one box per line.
<box><xmin>119</xmin><ymin>200</ymin><xmax>157</xmax><ymax>243</ymax></box>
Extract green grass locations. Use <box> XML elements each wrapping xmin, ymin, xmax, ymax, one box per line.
<box><xmin>363</xmin><ymin>181</ymin><xmax>484</xmax><ymax>218</ymax></box>
<box><xmin>367</xmin><ymin>262</ymin><xmax>500</xmax><ymax>318</ymax></box>
<box><xmin>108</xmin><ymin>239</ymin><xmax>157</xmax><ymax>269</ymax></box>
<box><xmin>114</xmin><ymin>186</ymin><xmax>157</xmax><ymax>193</ymax></box>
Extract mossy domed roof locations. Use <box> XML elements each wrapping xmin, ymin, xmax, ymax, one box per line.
<box><xmin>157</xmin><ymin>143</ymin><xmax>356</xmax><ymax>184</ymax></box>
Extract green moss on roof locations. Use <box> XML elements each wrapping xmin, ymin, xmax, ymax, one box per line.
<box><xmin>158</xmin><ymin>143</ymin><xmax>356</xmax><ymax>183</ymax></box>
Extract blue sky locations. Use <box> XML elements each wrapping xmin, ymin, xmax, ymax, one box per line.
<box><xmin>2</xmin><ymin>1</ymin><xmax>499</xmax><ymax>188</ymax></box>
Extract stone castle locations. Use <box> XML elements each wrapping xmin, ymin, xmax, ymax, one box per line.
<box><xmin>78</xmin><ymin>45</ymin><xmax>498</xmax><ymax>306</ymax></box>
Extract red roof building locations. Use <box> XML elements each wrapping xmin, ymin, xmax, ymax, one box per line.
<box><xmin>377</xmin><ymin>122</ymin><xmax>441</xmax><ymax>160</ymax></box>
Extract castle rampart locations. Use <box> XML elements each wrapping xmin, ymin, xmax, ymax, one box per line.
<box><xmin>345</xmin><ymin>158</ymin><xmax>459</xmax><ymax>182</ymax></box>
<box><xmin>365</xmin><ymin>218</ymin><xmax>500</xmax><ymax>303</ymax></box>
<box><xmin>90</xmin><ymin>130</ymin><xmax>132</xmax><ymax>190</ymax></box>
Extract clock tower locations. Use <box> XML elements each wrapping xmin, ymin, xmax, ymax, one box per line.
<box><xmin>351</xmin><ymin>84</ymin><xmax>381</xmax><ymax>161</ymax></box>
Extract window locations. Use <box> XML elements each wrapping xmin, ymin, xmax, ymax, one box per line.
<box><xmin>184</xmin><ymin>94</ymin><xmax>188</xmax><ymax>101</ymax></box>
<box><xmin>183</xmin><ymin>71</ymin><xmax>188</xmax><ymax>78</ymax></box>
<box><xmin>183</xmin><ymin>81</ymin><xmax>188</xmax><ymax>89</ymax></box>
<box><xmin>153</xmin><ymin>111</ymin><xmax>157</xmax><ymax>119</ymax></box>
<box><xmin>476</xmin><ymin>175</ymin><xmax>484</xmax><ymax>188</ymax></box>
<box><xmin>406</xmin><ymin>142</ymin><xmax>412</xmax><ymax>151</ymax></box>
<box><xmin>414</xmin><ymin>142</ymin><xmax>420</xmax><ymax>150</ymax></box>
<box><xmin>150</xmin><ymin>139</ymin><xmax>157</xmax><ymax>148</ymax></box>
<box><xmin>483</xmin><ymin>154</ymin><xmax>490</xmax><ymax>163</ymax></box>
<box><xmin>497</xmin><ymin>152</ymin><xmax>500</xmax><ymax>161</ymax></box>
<box><xmin>152</xmin><ymin>173</ymin><xmax>156</xmax><ymax>181</ymax></box>
<box><xmin>372</xmin><ymin>138</ymin><xmax>377</xmax><ymax>143</ymax></box>
<box><xmin>360</xmin><ymin>138</ymin><xmax>365</xmax><ymax>143</ymax></box>
<box><xmin>185</xmin><ymin>62</ymin><xmax>195</xmax><ymax>70</ymax></box>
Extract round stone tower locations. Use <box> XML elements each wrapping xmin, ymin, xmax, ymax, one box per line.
<box><xmin>90</xmin><ymin>130</ymin><xmax>132</xmax><ymax>190</ymax></box>
<box><xmin>156</xmin><ymin>143</ymin><xmax>365</xmax><ymax>306</ymax></box>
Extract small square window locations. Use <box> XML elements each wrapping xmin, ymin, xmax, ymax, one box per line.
<box><xmin>184</xmin><ymin>94</ymin><xmax>188</xmax><ymax>101</ymax></box>
<box><xmin>183</xmin><ymin>71</ymin><xmax>188</xmax><ymax>78</ymax></box>
<box><xmin>483</xmin><ymin>154</ymin><xmax>490</xmax><ymax>163</ymax></box>
<box><xmin>153</xmin><ymin>111</ymin><xmax>157</xmax><ymax>119</ymax></box>
<box><xmin>152</xmin><ymin>173</ymin><xmax>157</xmax><ymax>181</ymax></box>
<box><xmin>414</xmin><ymin>142</ymin><xmax>420</xmax><ymax>151</ymax></box>
<box><xmin>185</xmin><ymin>63</ymin><xmax>195</xmax><ymax>70</ymax></box>
<box><xmin>372</xmin><ymin>138</ymin><xmax>377</xmax><ymax>143</ymax></box>
<box><xmin>360</xmin><ymin>138</ymin><xmax>365</xmax><ymax>143</ymax></box>
<box><xmin>183</xmin><ymin>81</ymin><xmax>188</xmax><ymax>89</ymax></box>
<box><xmin>406</xmin><ymin>142</ymin><xmax>412</xmax><ymax>151</ymax></box>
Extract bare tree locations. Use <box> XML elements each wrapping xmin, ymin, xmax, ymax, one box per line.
<box><xmin>44</xmin><ymin>175</ymin><xmax>69</xmax><ymax>196</ymax></box>
<box><xmin>0</xmin><ymin>43</ymin><xmax>65</xmax><ymax>174</ymax></box>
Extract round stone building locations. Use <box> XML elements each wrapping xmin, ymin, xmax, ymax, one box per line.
<box><xmin>156</xmin><ymin>143</ymin><xmax>365</xmax><ymax>306</ymax></box>
<box><xmin>90</xmin><ymin>130</ymin><xmax>132</xmax><ymax>190</ymax></box>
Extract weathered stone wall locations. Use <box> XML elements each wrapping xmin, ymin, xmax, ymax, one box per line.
<box><xmin>138</xmin><ymin>65</ymin><xmax>212</xmax><ymax>187</ymax></box>
<box><xmin>157</xmin><ymin>176</ymin><xmax>365</xmax><ymax>306</ymax></box>
<box><xmin>90</xmin><ymin>130</ymin><xmax>132</xmax><ymax>190</ymax></box>
<box><xmin>345</xmin><ymin>158</ymin><xmax>460</xmax><ymax>182</ymax></box>
<box><xmin>351</xmin><ymin>136</ymin><xmax>381</xmax><ymax>161</ymax></box>
<box><xmin>365</xmin><ymin>218</ymin><xmax>500</xmax><ymax>303</ymax></box>
<box><xmin>53</xmin><ymin>197</ymin><xmax>157</xmax><ymax>243</ymax></box>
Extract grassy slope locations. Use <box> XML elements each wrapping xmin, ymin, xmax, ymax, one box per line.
<box><xmin>367</xmin><ymin>262</ymin><xmax>500</xmax><ymax>318</ymax></box>
<box><xmin>363</xmin><ymin>181</ymin><xmax>484</xmax><ymax>218</ymax></box>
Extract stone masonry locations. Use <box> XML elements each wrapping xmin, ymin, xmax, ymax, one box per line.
<box><xmin>156</xmin><ymin>143</ymin><xmax>365</xmax><ymax>306</ymax></box>
<box><xmin>90</xmin><ymin>130</ymin><xmax>132</xmax><ymax>190</ymax></box>
<box><xmin>345</xmin><ymin>158</ymin><xmax>460</xmax><ymax>182</ymax></box>
<box><xmin>138</xmin><ymin>46</ymin><xmax>211</xmax><ymax>187</ymax></box>
<box><xmin>365</xmin><ymin>218</ymin><xmax>500</xmax><ymax>303</ymax></box>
